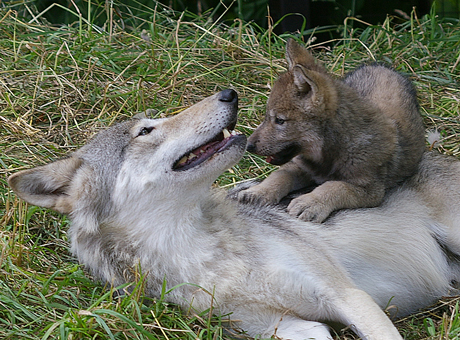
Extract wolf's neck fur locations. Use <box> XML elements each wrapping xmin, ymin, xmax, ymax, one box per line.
<box><xmin>69</xmin><ymin>185</ymin><xmax>241</xmax><ymax>298</ymax></box>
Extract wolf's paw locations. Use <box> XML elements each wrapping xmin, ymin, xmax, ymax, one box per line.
<box><xmin>237</xmin><ymin>186</ymin><xmax>280</xmax><ymax>206</ymax></box>
<box><xmin>287</xmin><ymin>195</ymin><xmax>332</xmax><ymax>223</ymax></box>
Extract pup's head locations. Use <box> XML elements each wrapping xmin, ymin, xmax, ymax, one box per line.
<box><xmin>247</xmin><ymin>39</ymin><xmax>338</xmax><ymax>165</ymax></box>
<box><xmin>8</xmin><ymin>90</ymin><xmax>245</xmax><ymax>229</ymax></box>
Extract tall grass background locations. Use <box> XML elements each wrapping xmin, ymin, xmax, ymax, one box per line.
<box><xmin>1</xmin><ymin>1</ymin><xmax>460</xmax><ymax>339</ymax></box>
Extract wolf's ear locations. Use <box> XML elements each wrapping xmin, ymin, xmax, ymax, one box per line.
<box><xmin>292</xmin><ymin>65</ymin><xmax>317</xmax><ymax>95</ymax></box>
<box><xmin>133</xmin><ymin>108</ymin><xmax>158</xmax><ymax>119</ymax></box>
<box><xmin>285</xmin><ymin>39</ymin><xmax>317</xmax><ymax>70</ymax></box>
<box><xmin>8</xmin><ymin>157</ymin><xmax>83</xmax><ymax>214</ymax></box>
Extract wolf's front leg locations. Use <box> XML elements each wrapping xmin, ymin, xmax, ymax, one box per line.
<box><xmin>237</xmin><ymin>161</ymin><xmax>311</xmax><ymax>205</ymax></box>
<box><xmin>287</xmin><ymin>180</ymin><xmax>385</xmax><ymax>222</ymax></box>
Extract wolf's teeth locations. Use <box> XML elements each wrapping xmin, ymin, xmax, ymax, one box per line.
<box><xmin>177</xmin><ymin>155</ymin><xmax>188</xmax><ymax>165</ymax></box>
<box><xmin>188</xmin><ymin>153</ymin><xmax>197</xmax><ymax>160</ymax></box>
<box><xmin>223</xmin><ymin>128</ymin><xmax>231</xmax><ymax>139</ymax></box>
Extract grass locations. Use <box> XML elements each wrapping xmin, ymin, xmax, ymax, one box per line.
<box><xmin>1</xmin><ymin>1</ymin><xmax>460</xmax><ymax>339</ymax></box>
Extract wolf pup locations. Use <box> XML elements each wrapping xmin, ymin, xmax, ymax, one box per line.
<box><xmin>9</xmin><ymin>90</ymin><xmax>460</xmax><ymax>340</ymax></box>
<box><xmin>238</xmin><ymin>39</ymin><xmax>426</xmax><ymax>222</ymax></box>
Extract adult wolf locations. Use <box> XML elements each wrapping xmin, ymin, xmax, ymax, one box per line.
<box><xmin>238</xmin><ymin>39</ymin><xmax>426</xmax><ymax>223</ymax></box>
<box><xmin>8</xmin><ymin>89</ymin><xmax>460</xmax><ymax>340</ymax></box>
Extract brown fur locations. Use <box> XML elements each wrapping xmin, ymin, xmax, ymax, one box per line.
<box><xmin>238</xmin><ymin>39</ymin><xmax>426</xmax><ymax>222</ymax></box>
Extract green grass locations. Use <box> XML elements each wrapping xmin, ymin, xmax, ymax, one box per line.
<box><xmin>1</xmin><ymin>1</ymin><xmax>460</xmax><ymax>339</ymax></box>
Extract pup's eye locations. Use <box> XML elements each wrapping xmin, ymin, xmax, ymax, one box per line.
<box><xmin>275</xmin><ymin>117</ymin><xmax>285</xmax><ymax>125</ymax></box>
<box><xmin>138</xmin><ymin>126</ymin><xmax>155</xmax><ymax>136</ymax></box>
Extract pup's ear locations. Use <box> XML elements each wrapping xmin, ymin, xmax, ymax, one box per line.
<box><xmin>292</xmin><ymin>65</ymin><xmax>317</xmax><ymax>95</ymax></box>
<box><xmin>293</xmin><ymin>65</ymin><xmax>338</xmax><ymax>113</ymax></box>
<box><xmin>8</xmin><ymin>156</ymin><xmax>83</xmax><ymax>214</ymax></box>
<box><xmin>285</xmin><ymin>39</ymin><xmax>317</xmax><ymax>70</ymax></box>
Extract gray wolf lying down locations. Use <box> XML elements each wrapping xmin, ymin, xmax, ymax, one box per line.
<box><xmin>8</xmin><ymin>89</ymin><xmax>460</xmax><ymax>340</ymax></box>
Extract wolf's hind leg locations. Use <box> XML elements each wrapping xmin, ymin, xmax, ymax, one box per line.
<box><xmin>332</xmin><ymin>288</ymin><xmax>403</xmax><ymax>340</ymax></box>
<box><xmin>273</xmin><ymin>317</ymin><xmax>333</xmax><ymax>340</ymax></box>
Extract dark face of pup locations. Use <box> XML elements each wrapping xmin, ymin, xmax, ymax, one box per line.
<box><xmin>247</xmin><ymin>69</ymin><xmax>338</xmax><ymax>166</ymax></box>
<box><xmin>247</xmin><ymin>39</ymin><xmax>340</xmax><ymax>166</ymax></box>
<box><xmin>246</xmin><ymin>72</ymin><xmax>304</xmax><ymax>165</ymax></box>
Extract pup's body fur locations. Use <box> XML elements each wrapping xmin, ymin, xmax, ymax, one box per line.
<box><xmin>239</xmin><ymin>39</ymin><xmax>426</xmax><ymax>222</ymax></box>
<box><xmin>8</xmin><ymin>90</ymin><xmax>460</xmax><ymax>340</ymax></box>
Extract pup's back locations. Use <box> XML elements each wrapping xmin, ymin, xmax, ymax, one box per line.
<box><xmin>344</xmin><ymin>65</ymin><xmax>426</xmax><ymax>185</ymax></box>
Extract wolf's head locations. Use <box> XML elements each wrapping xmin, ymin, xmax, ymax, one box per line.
<box><xmin>247</xmin><ymin>39</ymin><xmax>338</xmax><ymax>165</ymax></box>
<box><xmin>8</xmin><ymin>90</ymin><xmax>245</xmax><ymax>230</ymax></box>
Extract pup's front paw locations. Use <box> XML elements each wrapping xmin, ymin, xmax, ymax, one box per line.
<box><xmin>237</xmin><ymin>185</ymin><xmax>281</xmax><ymax>206</ymax></box>
<box><xmin>287</xmin><ymin>194</ymin><xmax>332</xmax><ymax>223</ymax></box>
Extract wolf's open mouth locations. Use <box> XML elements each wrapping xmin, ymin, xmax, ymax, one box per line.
<box><xmin>173</xmin><ymin>127</ymin><xmax>240</xmax><ymax>171</ymax></box>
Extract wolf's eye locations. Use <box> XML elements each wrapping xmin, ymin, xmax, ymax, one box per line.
<box><xmin>275</xmin><ymin>117</ymin><xmax>285</xmax><ymax>125</ymax></box>
<box><xmin>138</xmin><ymin>126</ymin><xmax>155</xmax><ymax>136</ymax></box>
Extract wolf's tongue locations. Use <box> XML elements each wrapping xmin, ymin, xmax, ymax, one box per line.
<box><xmin>266</xmin><ymin>156</ymin><xmax>275</xmax><ymax>164</ymax></box>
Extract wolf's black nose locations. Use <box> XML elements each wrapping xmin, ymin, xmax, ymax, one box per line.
<box><xmin>219</xmin><ymin>89</ymin><xmax>237</xmax><ymax>102</ymax></box>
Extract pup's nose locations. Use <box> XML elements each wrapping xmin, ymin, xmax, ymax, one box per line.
<box><xmin>246</xmin><ymin>142</ymin><xmax>256</xmax><ymax>153</ymax></box>
<box><xmin>219</xmin><ymin>89</ymin><xmax>237</xmax><ymax>102</ymax></box>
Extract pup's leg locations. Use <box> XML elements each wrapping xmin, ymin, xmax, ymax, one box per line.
<box><xmin>238</xmin><ymin>161</ymin><xmax>311</xmax><ymax>205</ymax></box>
<box><xmin>288</xmin><ymin>180</ymin><xmax>385</xmax><ymax>222</ymax></box>
<box><xmin>274</xmin><ymin>317</ymin><xmax>333</xmax><ymax>340</ymax></box>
